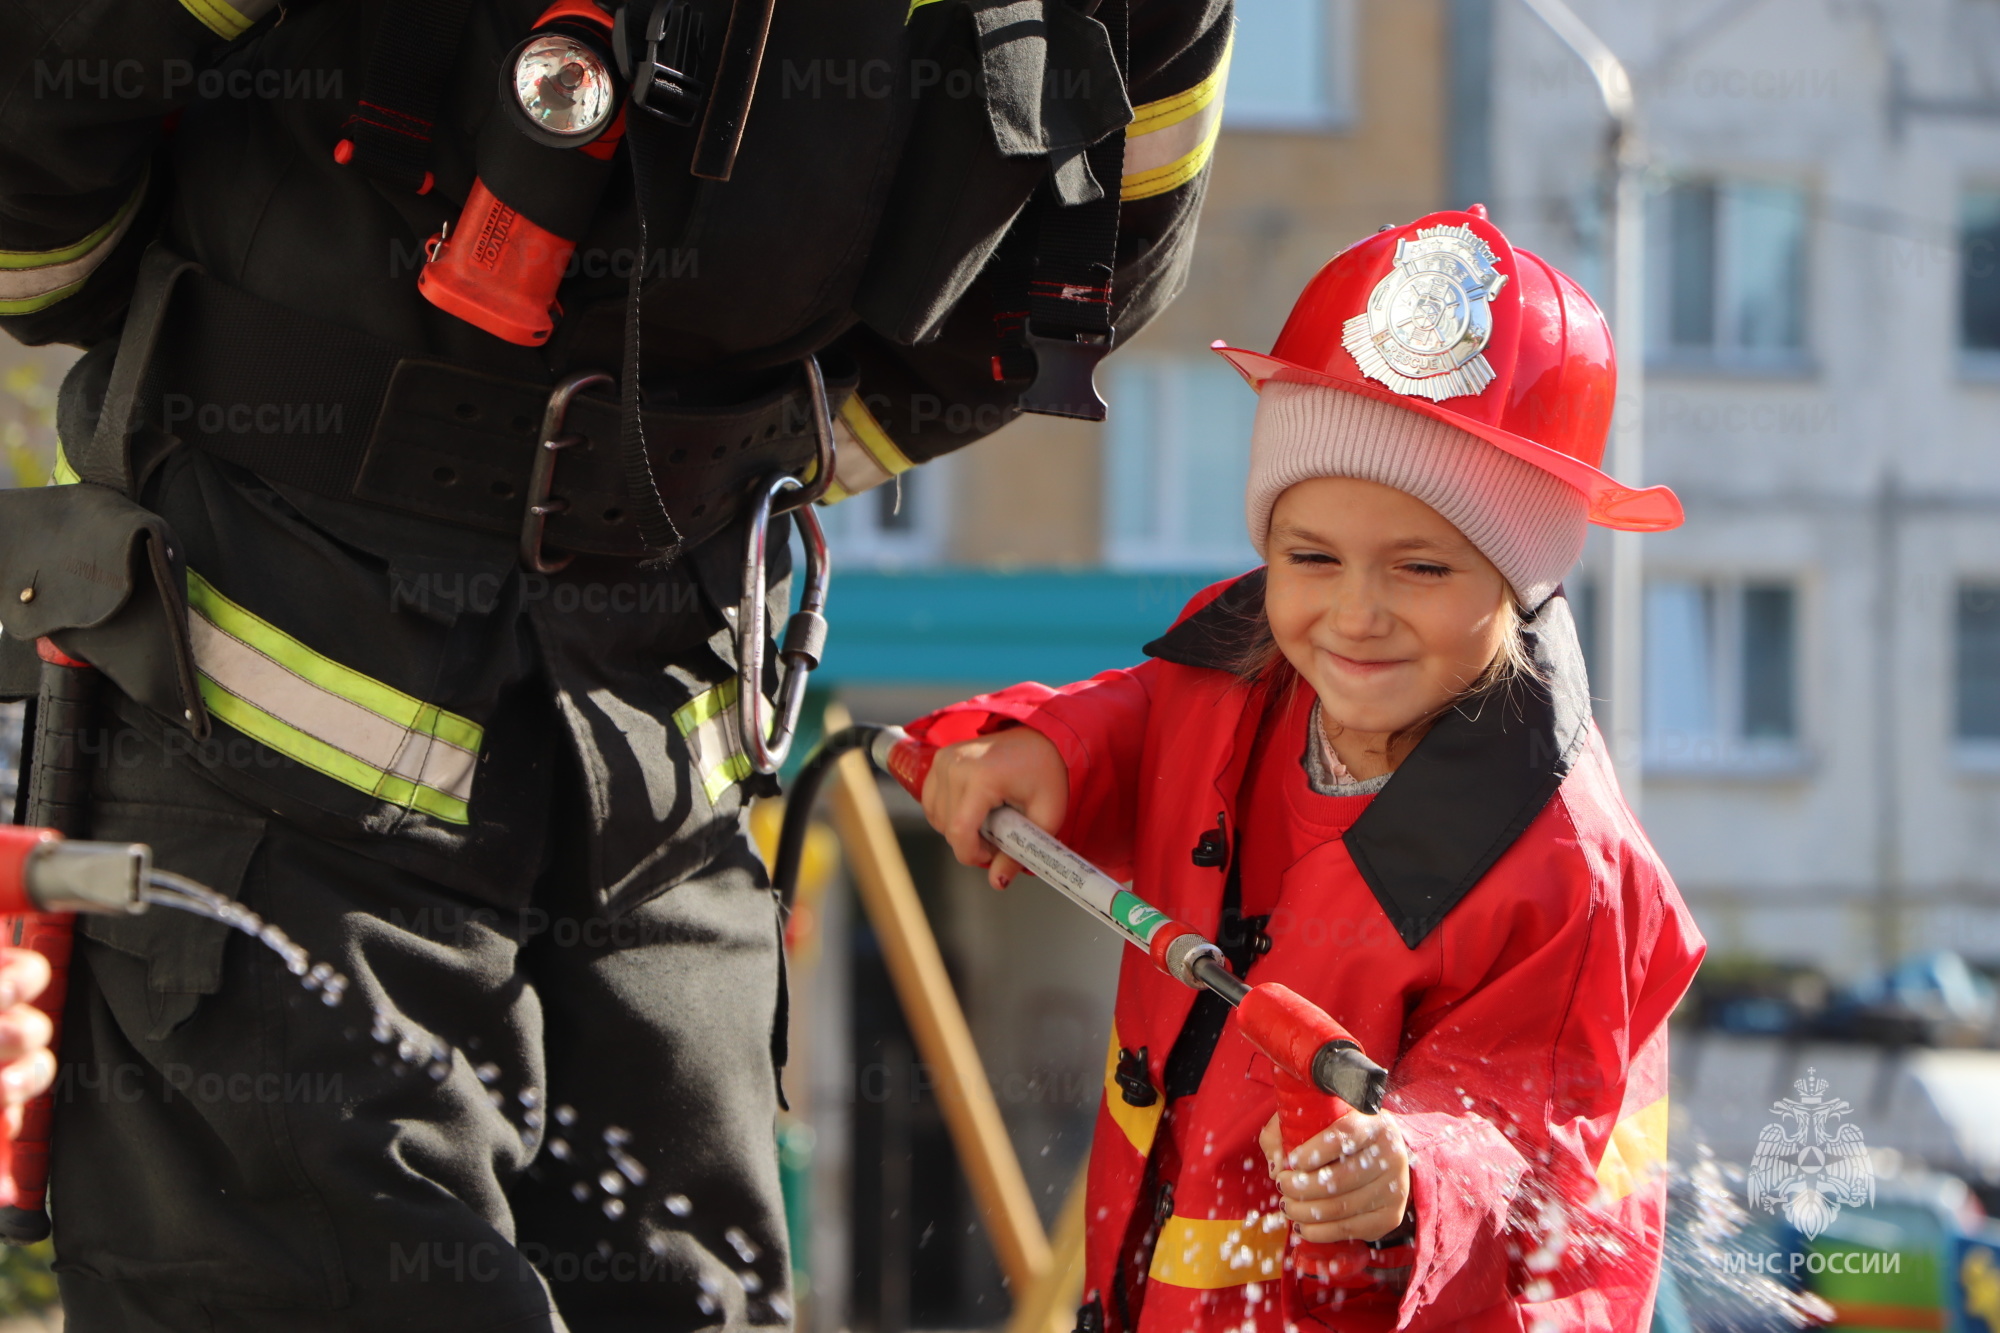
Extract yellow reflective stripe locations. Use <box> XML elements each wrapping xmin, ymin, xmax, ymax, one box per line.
<box><xmin>199</xmin><ymin>678</ymin><xmax>470</xmax><ymax>824</ymax></box>
<box><xmin>1127</xmin><ymin>33</ymin><xmax>1232</xmax><ymax>138</ymax></box>
<box><xmin>1148</xmin><ymin>1213</ymin><xmax>1288</xmax><ymax>1290</ymax></box>
<box><xmin>827</xmin><ymin>395</ymin><xmax>913</xmax><ymax>501</ymax></box>
<box><xmin>178</xmin><ymin>0</ymin><xmax>257</xmax><ymax>39</ymax></box>
<box><xmin>51</xmin><ymin>442</ymin><xmax>79</xmax><ymax>486</ymax></box>
<box><xmin>0</xmin><ymin>178</ymin><xmax>145</xmax><ymax>315</ymax></box>
<box><xmin>906</xmin><ymin>0</ymin><xmax>947</xmax><ymax>19</ymax></box>
<box><xmin>1121</xmin><ymin>32</ymin><xmax>1232</xmax><ymax>202</ymax></box>
<box><xmin>185</xmin><ymin>569</ymin><xmax>482</xmax><ymax>823</ymax></box>
<box><xmin>1102</xmin><ymin>1027</ymin><xmax>1163</xmax><ymax>1157</ymax></box>
<box><xmin>187</xmin><ymin>571</ymin><xmax>481</xmax><ymax>752</ymax></box>
<box><xmin>840</xmin><ymin>395</ymin><xmax>913</xmax><ymax>476</ymax></box>
<box><xmin>1594</xmin><ymin>1096</ymin><xmax>1669</xmax><ymax>1202</ymax></box>
<box><xmin>674</xmin><ymin>679</ymin><xmax>753</xmax><ymax>803</ymax></box>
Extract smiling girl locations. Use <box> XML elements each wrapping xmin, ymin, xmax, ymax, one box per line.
<box><xmin>903</xmin><ymin>209</ymin><xmax>1706</xmax><ymax>1331</ymax></box>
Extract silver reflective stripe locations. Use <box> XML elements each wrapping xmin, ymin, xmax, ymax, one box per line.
<box><xmin>0</xmin><ymin>182</ymin><xmax>144</xmax><ymax>315</ymax></box>
<box><xmin>188</xmin><ymin>615</ymin><xmax>480</xmax><ymax>803</ymax></box>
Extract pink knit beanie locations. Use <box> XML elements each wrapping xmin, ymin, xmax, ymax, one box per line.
<box><xmin>1246</xmin><ymin>381</ymin><xmax>1589</xmax><ymax>609</ymax></box>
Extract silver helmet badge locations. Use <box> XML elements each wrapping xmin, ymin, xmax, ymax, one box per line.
<box><xmin>1341</xmin><ymin>223</ymin><xmax>1509</xmax><ymax>402</ymax></box>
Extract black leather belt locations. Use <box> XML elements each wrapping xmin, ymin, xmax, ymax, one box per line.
<box><xmin>142</xmin><ymin>270</ymin><xmax>850</xmax><ymax>559</ymax></box>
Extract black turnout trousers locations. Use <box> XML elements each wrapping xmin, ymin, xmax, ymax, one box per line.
<box><xmin>51</xmin><ymin>712</ymin><xmax>790</xmax><ymax>1333</ymax></box>
<box><xmin>38</xmin><ymin>450</ymin><xmax>796</xmax><ymax>1332</ymax></box>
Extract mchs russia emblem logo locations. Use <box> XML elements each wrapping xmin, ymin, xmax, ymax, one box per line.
<box><xmin>1747</xmin><ymin>1067</ymin><xmax>1875</xmax><ymax>1240</ymax></box>
<box><xmin>1342</xmin><ymin>223</ymin><xmax>1508</xmax><ymax>402</ymax></box>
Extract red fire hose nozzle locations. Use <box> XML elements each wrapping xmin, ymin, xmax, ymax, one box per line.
<box><xmin>0</xmin><ymin>826</ymin><xmax>148</xmax><ymax>1241</ymax></box>
<box><xmin>0</xmin><ymin>827</ymin><xmax>150</xmax><ymax>917</ymax></box>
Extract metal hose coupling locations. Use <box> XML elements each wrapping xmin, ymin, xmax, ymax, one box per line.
<box><xmin>0</xmin><ymin>828</ymin><xmax>150</xmax><ymax>916</ymax></box>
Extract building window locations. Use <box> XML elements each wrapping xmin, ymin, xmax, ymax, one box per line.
<box><xmin>1645</xmin><ymin>578</ymin><xmax>1802</xmax><ymax>770</ymax></box>
<box><xmin>1222</xmin><ymin>0</ymin><xmax>1357</xmax><ymax>131</ymax></box>
<box><xmin>1956</xmin><ymin>585</ymin><xmax>2000</xmax><ymax>745</ymax></box>
<box><xmin>1651</xmin><ymin>179</ymin><xmax>1810</xmax><ymax>371</ymax></box>
<box><xmin>1104</xmin><ymin>357</ymin><xmax>1259</xmax><ymax>571</ymax></box>
<box><xmin>820</xmin><ymin>459</ymin><xmax>953</xmax><ymax>569</ymax></box>
<box><xmin>1962</xmin><ymin>188</ymin><xmax>2000</xmax><ymax>372</ymax></box>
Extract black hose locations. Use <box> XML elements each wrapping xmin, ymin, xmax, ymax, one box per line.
<box><xmin>773</xmin><ymin>724</ymin><xmax>890</xmax><ymax>911</ymax></box>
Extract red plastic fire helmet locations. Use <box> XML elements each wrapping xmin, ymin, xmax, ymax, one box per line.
<box><xmin>1213</xmin><ymin>205</ymin><xmax>1682</xmax><ymax>532</ymax></box>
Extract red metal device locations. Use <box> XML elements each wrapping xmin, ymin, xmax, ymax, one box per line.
<box><xmin>876</xmin><ymin>732</ymin><xmax>1405</xmax><ymax>1285</ymax></box>
<box><xmin>0</xmin><ymin>823</ymin><xmax>148</xmax><ymax>1239</ymax></box>
<box><xmin>0</xmin><ymin>638</ymin><xmax>151</xmax><ymax>1242</ymax></box>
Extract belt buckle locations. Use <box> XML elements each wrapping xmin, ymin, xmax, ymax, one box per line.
<box><xmin>734</xmin><ymin>355</ymin><xmax>839</xmax><ymax>774</ymax></box>
<box><xmin>521</xmin><ymin>370</ymin><xmax>613</xmax><ymax>574</ymax></box>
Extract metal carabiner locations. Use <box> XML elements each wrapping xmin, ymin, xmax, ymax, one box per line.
<box><xmin>735</xmin><ymin>354</ymin><xmax>838</xmax><ymax>774</ymax></box>
<box><xmin>736</xmin><ymin>476</ymin><xmax>829</xmax><ymax>774</ymax></box>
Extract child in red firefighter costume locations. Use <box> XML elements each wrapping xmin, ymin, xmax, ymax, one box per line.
<box><xmin>909</xmin><ymin>207</ymin><xmax>1706</xmax><ymax>1331</ymax></box>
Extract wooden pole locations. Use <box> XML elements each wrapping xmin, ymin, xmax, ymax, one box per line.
<box><xmin>1003</xmin><ymin>1159</ymin><xmax>1088</xmax><ymax>1333</ymax></box>
<box><xmin>820</xmin><ymin>706</ymin><xmax>1052</xmax><ymax>1296</ymax></box>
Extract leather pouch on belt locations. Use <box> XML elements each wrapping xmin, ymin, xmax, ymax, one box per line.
<box><xmin>81</xmin><ymin>801</ymin><xmax>264</xmax><ymax>1039</ymax></box>
<box><xmin>0</xmin><ymin>482</ymin><xmax>208</xmax><ymax>736</ymax></box>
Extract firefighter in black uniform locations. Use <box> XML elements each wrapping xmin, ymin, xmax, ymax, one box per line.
<box><xmin>0</xmin><ymin>0</ymin><xmax>1229</xmax><ymax>1326</ymax></box>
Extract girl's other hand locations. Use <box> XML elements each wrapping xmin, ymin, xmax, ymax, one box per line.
<box><xmin>920</xmin><ymin>726</ymin><xmax>1067</xmax><ymax>890</ymax></box>
<box><xmin>1259</xmin><ymin>1108</ymin><xmax>1412</xmax><ymax>1244</ymax></box>
<box><xmin>0</xmin><ymin>948</ymin><xmax>54</xmax><ymax>1138</ymax></box>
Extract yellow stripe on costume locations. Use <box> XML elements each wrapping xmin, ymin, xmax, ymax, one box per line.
<box><xmin>1594</xmin><ymin>1096</ymin><xmax>1669</xmax><ymax>1202</ymax></box>
<box><xmin>1102</xmin><ymin>1027</ymin><xmax>1163</xmax><ymax>1156</ymax></box>
<box><xmin>1148</xmin><ymin>1213</ymin><xmax>1288</xmax><ymax>1290</ymax></box>
<box><xmin>1120</xmin><ymin>32</ymin><xmax>1232</xmax><ymax>201</ymax></box>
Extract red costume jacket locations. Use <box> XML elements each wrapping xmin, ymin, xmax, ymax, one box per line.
<box><xmin>908</xmin><ymin>572</ymin><xmax>1705</xmax><ymax>1332</ymax></box>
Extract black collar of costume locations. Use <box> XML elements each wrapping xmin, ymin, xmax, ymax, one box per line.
<box><xmin>1144</xmin><ymin>569</ymin><xmax>1595</xmax><ymax>948</ymax></box>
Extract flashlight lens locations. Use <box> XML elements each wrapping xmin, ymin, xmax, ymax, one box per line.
<box><xmin>513</xmin><ymin>34</ymin><xmax>614</xmax><ymax>138</ymax></box>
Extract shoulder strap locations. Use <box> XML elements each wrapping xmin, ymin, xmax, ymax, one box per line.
<box><xmin>340</xmin><ymin>0</ymin><xmax>479</xmax><ymax>194</ymax></box>
<box><xmin>993</xmin><ymin>0</ymin><xmax>1129</xmax><ymax>422</ymax></box>
<box><xmin>78</xmin><ymin>243</ymin><xmax>200</xmax><ymax>495</ymax></box>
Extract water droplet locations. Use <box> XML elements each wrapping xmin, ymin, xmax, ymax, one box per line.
<box><xmin>648</xmin><ymin>1235</ymin><xmax>669</xmax><ymax>1257</ymax></box>
<box><xmin>603</xmin><ymin>1125</ymin><xmax>631</xmax><ymax>1147</ymax></box>
<box><xmin>698</xmin><ymin>1274</ymin><xmax>724</xmax><ymax>1296</ymax></box>
<box><xmin>396</xmin><ymin>1038</ymin><xmax>421</xmax><ymax>1065</ymax></box>
<box><xmin>739</xmin><ymin>1269</ymin><xmax>762</xmax><ymax>1293</ymax></box>
<box><xmin>371</xmin><ymin>1014</ymin><xmax>395</xmax><ymax>1044</ymax></box>
<box><xmin>571</xmin><ymin>1181</ymin><xmax>590</xmax><ymax>1202</ymax></box>
<box><xmin>549</xmin><ymin>1138</ymin><xmax>571</xmax><ymax>1162</ymax></box>
<box><xmin>523</xmin><ymin>1108</ymin><xmax>545</xmax><ymax>1129</ymax></box>
<box><xmin>475</xmin><ymin>1063</ymin><xmax>501</xmax><ymax>1085</ymax></box>
<box><xmin>665</xmin><ymin>1193</ymin><xmax>692</xmax><ymax>1217</ymax></box>
<box><xmin>611</xmin><ymin>1148</ymin><xmax>648</xmax><ymax>1186</ymax></box>
<box><xmin>602</xmin><ymin>1198</ymin><xmax>625</xmax><ymax>1220</ymax></box>
<box><xmin>319</xmin><ymin>985</ymin><xmax>344</xmax><ymax>1007</ymax></box>
<box><xmin>596</xmin><ymin>1240</ymin><xmax>613</xmax><ymax>1259</ymax></box>
<box><xmin>725</xmin><ymin>1226</ymin><xmax>759</xmax><ymax>1263</ymax></box>
<box><xmin>518</xmin><ymin>1088</ymin><xmax>542</xmax><ymax>1110</ymax></box>
<box><xmin>598</xmin><ymin>1171</ymin><xmax>626</xmax><ymax>1197</ymax></box>
<box><xmin>303</xmin><ymin>962</ymin><xmax>331</xmax><ymax>990</ymax></box>
<box><xmin>555</xmin><ymin>1104</ymin><xmax>577</xmax><ymax>1127</ymax></box>
<box><xmin>427</xmin><ymin>1062</ymin><xmax>450</xmax><ymax>1082</ymax></box>
<box><xmin>696</xmin><ymin>1295</ymin><xmax>719</xmax><ymax>1316</ymax></box>
<box><xmin>486</xmin><ymin>1089</ymin><xmax>505</xmax><ymax>1108</ymax></box>
<box><xmin>520</xmin><ymin>1127</ymin><xmax>538</xmax><ymax>1149</ymax></box>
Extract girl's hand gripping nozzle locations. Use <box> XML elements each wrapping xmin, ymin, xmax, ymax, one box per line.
<box><xmin>871</xmin><ymin>728</ymin><xmax>1397</xmax><ymax>1287</ymax></box>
